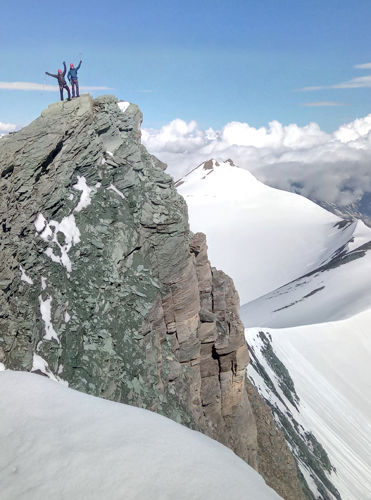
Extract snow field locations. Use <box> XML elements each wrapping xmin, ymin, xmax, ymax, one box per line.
<box><xmin>246</xmin><ymin>308</ymin><xmax>371</xmax><ymax>500</ymax></box>
<box><xmin>0</xmin><ymin>371</ymin><xmax>281</xmax><ymax>500</ymax></box>
<box><xmin>177</xmin><ymin>160</ymin><xmax>368</xmax><ymax>305</ymax></box>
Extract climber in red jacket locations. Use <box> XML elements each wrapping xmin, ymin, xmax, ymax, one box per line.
<box><xmin>45</xmin><ymin>62</ymin><xmax>71</xmax><ymax>101</ymax></box>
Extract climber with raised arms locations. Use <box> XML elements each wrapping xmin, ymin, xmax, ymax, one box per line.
<box><xmin>67</xmin><ymin>60</ymin><xmax>82</xmax><ymax>98</ymax></box>
<box><xmin>45</xmin><ymin>61</ymin><xmax>71</xmax><ymax>101</ymax></box>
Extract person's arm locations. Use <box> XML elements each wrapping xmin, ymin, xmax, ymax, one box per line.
<box><xmin>76</xmin><ymin>60</ymin><xmax>82</xmax><ymax>71</ymax></box>
<box><xmin>63</xmin><ymin>61</ymin><xmax>67</xmax><ymax>76</ymax></box>
<box><xmin>45</xmin><ymin>72</ymin><xmax>58</xmax><ymax>79</ymax></box>
<box><xmin>67</xmin><ymin>70</ymin><xmax>71</xmax><ymax>82</ymax></box>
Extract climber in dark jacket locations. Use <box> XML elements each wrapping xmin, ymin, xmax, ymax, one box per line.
<box><xmin>67</xmin><ymin>60</ymin><xmax>82</xmax><ymax>98</ymax></box>
<box><xmin>45</xmin><ymin>62</ymin><xmax>71</xmax><ymax>101</ymax></box>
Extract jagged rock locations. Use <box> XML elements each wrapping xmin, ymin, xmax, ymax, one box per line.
<box><xmin>0</xmin><ymin>95</ymin><xmax>306</xmax><ymax>499</ymax></box>
<box><xmin>246</xmin><ymin>379</ymin><xmax>307</xmax><ymax>500</ymax></box>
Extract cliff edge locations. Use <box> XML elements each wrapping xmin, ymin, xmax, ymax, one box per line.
<box><xmin>0</xmin><ymin>95</ymin><xmax>306</xmax><ymax>499</ymax></box>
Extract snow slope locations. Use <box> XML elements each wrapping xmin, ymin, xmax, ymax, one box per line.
<box><xmin>241</xmin><ymin>232</ymin><xmax>371</xmax><ymax>327</ymax></box>
<box><xmin>246</xmin><ymin>309</ymin><xmax>371</xmax><ymax>500</ymax></box>
<box><xmin>177</xmin><ymin>159</ymin><xmax>370</xmax><ymax>305</ymax></box>
<box><xmin>178</xmin><ymin>159</ymin><xmax>371</xmax><ymax>499</ymax></box>
<box><xmin>0</xmin><ymin>371</ymin><xmax>280</xmax><ymax>500</ymax></box>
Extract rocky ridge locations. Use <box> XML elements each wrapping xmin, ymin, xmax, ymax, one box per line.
<box><xmin>1</xmin><ymin>95</ymin><xmax>305</xmax><ymax>499</ymax></box>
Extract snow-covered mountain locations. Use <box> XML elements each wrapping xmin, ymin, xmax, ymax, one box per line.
<box><xmin>246</xmin><ymin>311</ymin><xmax>371</xmax><ymax>500</ymax></box>
<box><xmin>177</xmin><ymin>159</ymin><xmax>371</xmax><ymax>500</ymax></box>
<box><xmin>241</xmin><ymin>220</ymin><xmax>371</xmax><ymax>328</ymax></box>
<box><xmin>0</xmin><ymin>371</ymin><xmax>280</xmax><ymax>500</ymax></box>
<box><xmin>176</xmin><ymin>159</ymin><xmax>371</xmax><ymax>306</ymax></box>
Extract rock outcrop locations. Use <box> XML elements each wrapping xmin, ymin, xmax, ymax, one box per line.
<box><xmin>0</xmin><ymin>95</ymin><xmax>306</xmax><ymax>499</ymax></box>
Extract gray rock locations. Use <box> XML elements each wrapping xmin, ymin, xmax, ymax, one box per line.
<box><xmin>0</xmin><ymin>95</ymin><xmax>307</xmax><ymax>500</ymax></box>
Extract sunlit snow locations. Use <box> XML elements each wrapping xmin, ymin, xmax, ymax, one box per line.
<box><xmin>246</xmin><ymin>308</ymin><xmax>371</xmax><ymax>500</ymax></box>
<box><xmin>35</xmin><ymin>213</ymin><xmax>81</xmax><ymax>273</ymax></box>
<box><xmin>73</xmin><ymin>175</ymin><xmax>92</xmax><ymax>212</ymax></box>
<box><xmin>31</xmin><ymin>354</ymin><xmax>59</xmax><ymax>381</ymax></box>
<box><xmin>0</xmin><ymin>372</ymin><xmax>281</xmax><ymax>500</ymax></box>
<box><xmin>19</xmin><ymin>265</ymin><xmax>33</xmax><ymax>284</ymax></box>
<box><xmin>117</xmin><ymin>101</ymin><xmax>130</xmax><ymax>113</ymax></box>
<box><xmin>178</xmin><ymin>160</ymin><xmax>371</xmax><ymax>500</ymax></box>
<box><xmin>177</xmin><ymin>160</ymin><xmax>369</xmax><ymax>304</ymax></box>
<box><xmin>38</xmin><ymin>295</ymin><xmax>59</xmax><ymax>343</ymax></box>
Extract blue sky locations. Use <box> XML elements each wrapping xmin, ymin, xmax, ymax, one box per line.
<box><xmin>1</xmin><ymin>0</ymin><xmax>371</xmax><ymax>131</ymax></box>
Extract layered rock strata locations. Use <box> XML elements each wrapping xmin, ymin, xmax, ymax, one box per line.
<box><xmin>0</xmin><ymin>95</ymin><xmax>305</xmax><ymax>499</ymax></box>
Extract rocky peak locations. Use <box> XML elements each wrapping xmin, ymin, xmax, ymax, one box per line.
<box><xmin>1</xmin><ymin>95</ymin><xmax>306</xmax><ymax>500</ymax></box>
<box><xmin>175</xmin><ymin>158</ymin><xmax>239</xmax><ymax>188</ymax></box>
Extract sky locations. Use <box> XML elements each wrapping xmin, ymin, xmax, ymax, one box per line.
<box><xmin>1</xmin><ymin>0</ymin><xmax>371</xmax><ymax>132</ymax></box>
<box><xmin>2</xmin><ymin>0</ymin><xmax>371</xmax><ymax>212</ymax></box>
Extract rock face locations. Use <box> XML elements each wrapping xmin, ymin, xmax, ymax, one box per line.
<box><xmin>247</xmin><ymin>331</ymin><xmax>341</xmax><ymax>500</ymax></box>
<box><xmin>0</xmin><ymin>95</ymin><xmax>305</xmax><ymax>499</ymax></box>
<box><xmin>246</xmin><ymin>379</ymin><xmax>308</xmax><ymax>500</ymax></box>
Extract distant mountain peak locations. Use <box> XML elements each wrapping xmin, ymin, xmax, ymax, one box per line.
<box><xmin>175</xmin><ymin>158</ymin><xmax>239</xmax><ymax>187</ymax></box>
<box><xmin>200</xmin><ymin>158</ymin><xmax>237</xmax><ymax>171</ymax></box>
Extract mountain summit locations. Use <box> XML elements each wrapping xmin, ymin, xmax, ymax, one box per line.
<box><xmin>0</xmin><ymin>96</ymin><xmax>308</xmax><ymax>499</ymax></box>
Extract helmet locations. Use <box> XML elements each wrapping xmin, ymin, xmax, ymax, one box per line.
<box><xmin>58</xmin><ymin>69</ymin><xmax>62</xmax><ymax>74</ymax></box>
<box><xmin>70</xmin><ymin>63</ymin><xmax>74</xmax><ymax>68</ymax></box>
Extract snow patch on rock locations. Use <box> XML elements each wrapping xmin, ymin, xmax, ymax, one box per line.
<box><xmin>36</xmin><ymin>213</ymin><xmax>81</xmax><ymax>273</ymax></box>
<box><xmin>38</xmin><ymin>295</ymin><xmax>59</xmax><ymax>344</ymax></box>
<box><xmin>107</xmin><ymin>184</ymin><xmax>125</xmax><ymax>200</ymax></box>
<box><xmin>117</xmin><ymin>101</ymin><xmax>130</xmax><ymax>114</ymax></box>
<box><xmin>31</xmin><ymin>354</ymin><xmax>59</xmax><ymax>381</ymax></box>
<box><xmin>19</xmin><ymin>266</ymin><xmax>33</xmax><ymax>284</ymax></box>
<box><xmin>73</xmin><ymin>176</ymin><xmax>92</xmax><ymax>212</ymax></box>
<box><xmin>34</xmin><ymin>213</ymin><xmax>47</xmax><ymax>233</ymax></box>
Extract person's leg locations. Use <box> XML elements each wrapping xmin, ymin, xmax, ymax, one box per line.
<box><xmin>76</xmin><ymin>80</ymin><xmax>80</xmax><ymax>97</ymax></box>
<box><xmin>65</xmin><ymin>84</ymin><xmax>71</xmax><ymax>100</ymax></box>
<box><xmin>59</xmin><ymin>85</ymin><xmax>64</xmax><ymax>101</ymax></box>
<box><xmin>71</xmin><ymin>80</ymin><xmax>76</xmax><ymax>98</ymax></box>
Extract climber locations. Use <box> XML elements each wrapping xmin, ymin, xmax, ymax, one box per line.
<box><xmin>67</xmin><ymin>60</ymin><xmax>82</xmax><ymax>98</ymax></box>
<box><xmin>45</xmin><ymin>62</ymin><xmax>71</xmax><ymax>101</ymax></box>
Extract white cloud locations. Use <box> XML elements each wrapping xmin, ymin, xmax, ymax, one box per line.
<box><xmin>335</xmin><ymin>115</ymin><xmax>371</xmax><ymax>142</ymax></box>
<box><xmin>301</xmin><ymin>102</ymin><xmax>344</xmax><ymax>107</ymax></box>
<box><xmin>142</xmin><ymin>114</ymin><xmax>371</xmax><ymax>207</ymax></box>
<box><xmin>354</xmin><ymin>62</ymin><xmax>371</xmax><ymax>69</ymax></box>
<box><xmin>0</xmin><ymin>121</ymin><xmax>17</xmax><ymax>133</ymax></box>
<box><xmin>0</xmin><ymin>82</ymin><xmax>111</xmax><ymax>91</ymax></box>
<box><xmin>301</xmin><ymin>75</ymin><xmax>371</xmax><ymax>91</ymax></box>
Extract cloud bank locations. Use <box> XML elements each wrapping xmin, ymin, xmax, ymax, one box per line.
<box><xmin>142</xmin><ymin>115</ymin><xmax>371</xmax><ymax>207</ymax></box>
